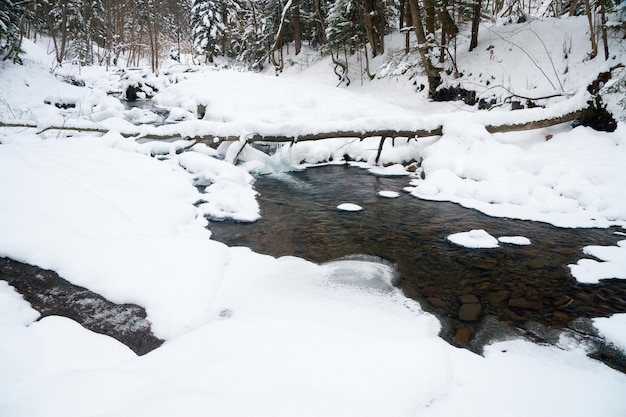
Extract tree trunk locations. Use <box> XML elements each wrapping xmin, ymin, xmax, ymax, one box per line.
<box><xmin>469</xmin><ymin>0</ymin><xmax>482</xmax><ymax>51</ymax></box>
<box><xmin>363</xmin><ymin>0</ymin><xmax>379</xmax><ymax>56</ymax></box>
<box><xmin>409</xmin><ymin>0</ymin><xmax>441</xmax><ymax>96</ymax></box>
<box><xmin>400</xmin><ymin>0</ymin><xmax>411</xmax><ymax>53</ymax></box>
<box><xmin>313</xmin><ymin>0</ymin><xmax>326</xmax><ymax>45</ymax></box>
<box><xmin>584</xmin><ymin>0</ymin><xmax>597</xmax><ymax>59</ymax></box>
<box><xmin>599</xmin><ymin>0</ymin><xmax>609</xmax><ymax>60</ymax></box>
<box><xmin>293</xmin><ymin>0</ymin><xmax>302</xmax><ymax>55</ymax></box>
<box><xmin>425</xmin><ymin>0</ymin><xmax>436</xmax><ymax>36</ymax></box>
<box><xmin>46</xmin><ymin>0</ymin><xmax>69</xmax><ymax>64</ymax></box>
<box><xmin>440</xmin><ymin>0</ymin><xmax>458</xmax><ymax>63</ymax></box>
<box><xmin>269</xmin><ymin>0</ymin><xmax>293</xmax><ymax>70</ymax></box>
<box><xmin>376</xmin><ymin>0</ymin><xmax>385</xmax><ymax>54</ymax></box>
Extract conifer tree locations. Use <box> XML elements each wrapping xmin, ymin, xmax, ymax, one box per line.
<box><xmin>192</xmin><ymin>0</ymin><xmax>226</xmax><ymax>62</ymax></box>
<box><xmin>0</xmin><ymin>0</ymin><xmax>26</xmax><ymax>63</ymax></box>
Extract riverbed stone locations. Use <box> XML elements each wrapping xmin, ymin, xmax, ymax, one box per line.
<box><xmin>475</xmin><ymin>281</ymin><xmax>491</xmax><ymax>290</ymax></box>
<box><xmin>553</xmin><ymin>311</ymin><xmax>570</xmax><ymax>320</ymax></box>
<box><xmin>504</xmin><ymin>308</ymin><xmax>528</xmax><ymax>321</ymax></box>
<box><xmin>489</xmin><ymin>290</ymin><xmax>510</xmax><ymax>306</ymax></box>
<box><xmin>554</xmin><ymin>295</ymin><xmax>574</xmax><ymax>308</ymax></box>
<box><xmin>422</xmin><ymin>286</ymin><xmax>441</xmax><ymax>297</ymax></box>
<box><xmin>509</xmin><ymin>297</ymin><xmax>543</xmax><ymax>310</ymax></box>
<box><xmin>454</xmin><ymin>326</ymin><xmax>472</xmax><ymax>345</ymax></box>
<box><xmin>427</xmin><ymin>297</ymin><xmax>448</xmax><ymax>308</ymax></box>
<box><xmin>459</xmin><ymin>303</ymin><xmax>482</xmax><ymax>321</ymax></box>
<box><xmin>458</xmin><ymin>294</ymin><xmax>479</xmax><ymax>304</ymax></box>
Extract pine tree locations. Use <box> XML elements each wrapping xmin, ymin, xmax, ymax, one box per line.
<box><xmin>69</xmin><ymin>0</ymin><xmax>105</xmax><ymax>64</ymax></box>
<box><xmin>0</xmin><ymin>0</ymin><xmax>26</xmax><ymax>63</ymax></box>
<box><xmin>324</xmin><ymin>0</ymin><xmax>360</xmax><ymax>54</ymax></box>
<box><xmin>192</xmin><ymin>0</ymin><xmax>226</xmax><ymax>62</ymax></box>
<box><xmin>237</xmin><ymin>0</ymin><xmax>267</xmax><ymax>68</ymax></box>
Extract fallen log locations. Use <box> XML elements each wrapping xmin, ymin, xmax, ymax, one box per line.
<box><xmin>1</xmin><ymin>107</ymin><xmax>584</xmax><ymax>145</ymax></box>
<box><xmin>0</xmin><ymin>109</ymin><xmax>590</xmax><ymax>165</ymax></box>
<box><xmin>484</xmin><ymin>109</ymin><xmax>585</xmax><ymax>134</ymax></box>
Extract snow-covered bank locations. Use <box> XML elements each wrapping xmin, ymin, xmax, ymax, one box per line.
<box><xmin>1</xmin><ymin>132</ymin><xmax>626</xmax><ymax>417</ymax></box>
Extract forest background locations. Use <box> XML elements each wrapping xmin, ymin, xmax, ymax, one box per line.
<box><xmin>2</xmin><ymin>0</ymin><xmax>624</xmax><ymax>99</ymax></box>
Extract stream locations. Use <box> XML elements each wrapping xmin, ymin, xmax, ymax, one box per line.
<box><xmin>208</xmin><ymin>163</ymin><xmax>626</xmax><ymax>371</ymax></box>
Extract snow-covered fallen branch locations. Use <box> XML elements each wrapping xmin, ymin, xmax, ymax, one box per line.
<box><xmin>0</xmin><ymin>105</ymin><xmax>588</xmax><ymax>144</ymax></box>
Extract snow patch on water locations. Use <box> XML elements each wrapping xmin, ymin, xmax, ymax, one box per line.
<box><xmin>337</xmin><ymin>203</ymin><xmax>363</xmax><ymax>212</ymax></box>
<box><xmin>498</xmin><ymin>236</ymin><xmax>532</xmax><ymax>245</ymax></box>
<box><xmin>447</xmin><ymin>229</ymin><xmax>500</xmax><ymax>249</ymax></box>
<box><xmin>378</xmin><ymin>190</ymin><xmax>401</xmax><ymax>198</ymax></box>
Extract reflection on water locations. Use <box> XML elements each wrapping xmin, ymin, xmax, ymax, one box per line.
<box><xmin>209</xmin><ymin>164</ymin><xmax>626</xmax><ymax>370</ymax></box>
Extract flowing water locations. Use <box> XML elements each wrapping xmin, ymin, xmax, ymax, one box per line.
<box><xmin>209</xmin><ymin>164</ymin><xmax>626</xmax><ymax>370</ymax></box>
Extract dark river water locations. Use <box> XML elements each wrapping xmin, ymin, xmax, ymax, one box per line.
<box><xmin>208</xmin><ymin>164</ymin><xmax>626</xmax><ymax>370</ymax></box>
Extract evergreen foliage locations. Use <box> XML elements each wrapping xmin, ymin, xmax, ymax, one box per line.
<box><xmin>192</xmin><ymin>0</ymin><xmax>225</xmax><ymax>62</ymax></box>
<box><xmin>0</xmin><ymin>0</ymin><xmax>26</xmax><ymax>63</ymax></box>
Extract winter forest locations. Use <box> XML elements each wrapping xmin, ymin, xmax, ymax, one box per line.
<box><xmin>2</xmin><ymin>0</ymin><xmax>626</xmax><ymax>415</ymax></box>
<box><xmin>2</xmin><ymin>0</ymin><xmax>623</xmax><ymax>86</ymax></box>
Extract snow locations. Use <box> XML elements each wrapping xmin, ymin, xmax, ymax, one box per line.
<box><xmin>447</xmin><ymin>229</ymin><xmax>500</xmax><ymax>249</ymax></box>
<box><xmin>337</xmin><ymin>203</ymin><xmax>363</xmax><ymax>212</ymax></box>
<box><xmin>0</xmin><ymin>281</ymin><xmax>39</xmax><ymax>326</ymax></box>
<box><xmin>368</xmin><ymin>163</ymin><xmax>412</xmax><ymax>177</ymax></box>
<box><xmin>378</xmin><ymin>190</ymin><xmax>400</xmax><ymax>198</ymax></box>
<box><xmin>594</xmin><ymin>314</ymin><xmax>626</xmax><ymax>354</ymax></box>
<box><xmin>1</xmin><ymin>15</ymin><xmax>626</xmax><ymax>417</ymax></box>
<box><xmin>449</xmin><ymin>231</ymin><xmax>532</xmax><ymax>248</ymax></box>
<box><xmin>498</xmin><ymin>236</ymin><xmax>532</xmax><ymax>245</ymax></box>
<box><xmin>569</xmin><ymin>240</ymin><xmax>626</xmax><ymax>284</ymax></box>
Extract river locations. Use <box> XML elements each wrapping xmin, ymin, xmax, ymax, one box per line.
<box><xmin>209</xmin><ymin>163</ymin><xmax>626</xmax><ymax>371</ymax></box>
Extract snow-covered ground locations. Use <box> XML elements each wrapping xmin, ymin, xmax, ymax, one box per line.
<box><xmin>1</xmin><ymin>16</ymin><xmax>626</xmax><ymax>417</ymax></box>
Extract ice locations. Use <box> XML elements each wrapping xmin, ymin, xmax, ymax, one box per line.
<box><xmin>321</xmin><ymin>256</ymin><xmax>397</xmax><ymax>291</ymax></box>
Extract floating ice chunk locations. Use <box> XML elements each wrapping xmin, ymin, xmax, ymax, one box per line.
<box><xmin>447</xmin><ymin>229</ymin><xmax>499</xmax><ymax>249</ymax></box>
<box><xmin>378</xmin><ymin>190</ymin><xmax>400</xmax><ymax>198</ymax></box>
<box><xmin>337</xmin><ymin>203</ymin><xmax>363</xmax><ymax>212</ymax></box>
<box><xmin>498</xmin><ymin>236</ymin><xmax>531</xmax><ymax>245</ymax></box>
<box><xmin>322</xmin><ymin>255</ymin><xmax>396</xmax><ymax>291</ymax></box>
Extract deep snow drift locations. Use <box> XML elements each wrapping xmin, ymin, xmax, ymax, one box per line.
<box><xmin>1</xmin><ymin>15</ymin><xmax>626</xmax><ymax>417</ymax></box>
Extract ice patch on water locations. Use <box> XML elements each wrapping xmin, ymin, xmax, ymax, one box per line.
<box><xmin>321</xmin><ymin>255</ymin><xmax>397</xmax><ymax>292</ymax></box>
